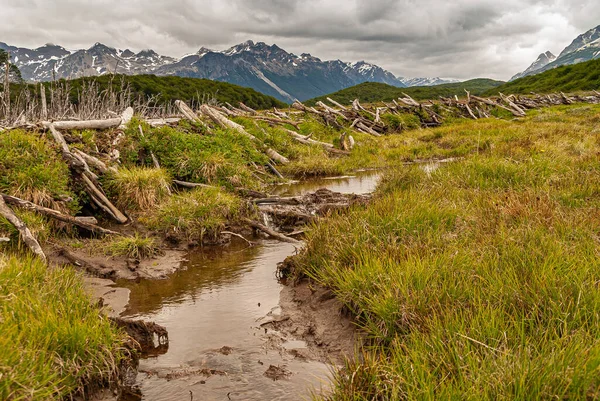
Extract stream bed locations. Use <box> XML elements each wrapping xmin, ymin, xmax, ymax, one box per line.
<box><xmin>116</xmin><ymin>172</ymin><xmax>381</xmax><ymax>401</ymax></box>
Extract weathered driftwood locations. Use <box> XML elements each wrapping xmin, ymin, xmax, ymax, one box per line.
<box><xmin>172</xmin><ymin>180</ymin><xmax>216</xmax><ymax>189</ymax></box>
<box><xmin>118</xmin><ymin>107</ymin><xmax>134</xmax><ymax>129</ymax></box>
<box><xmin>1</xmin><ymin>194</ymin><xmax>119</xmax><ymax>236</ymax></box>
<box><xmin>199</xmin><ymin>104</ymin><xmax>289</xmax><ymax>164</ymax></box>
<box><xmin>40</xmin><ymin>83</ymin><xmax>48</xmax><ymax>121</ymax></box>
<box><xmin>327</xmin><ymin>97</ymin><xmax>348</xmax><ymax>111</ymax></box>
<box><xmin>146</xmin><ymin>117</ymin><xmax>181</xmax><ymax>127</ymax></box>
<box><xmin>316</xmin><ymin>101</ymin><xmax>350</xmax><ymax>121</ymax></box>
<box><xmin>80</xmin><ymin>174</ymin><xmax>129</xmax><ymax>224</ymax></box>
<box><xmin>44</xmin><ymin>122</ymin><xmax>128</xmax><ymax>224</ymax></box>
<box><xmin>174</xmin><ymin>100</ymin><xmax>210</xmax><ymax>131</ymax></box>
<box><xmin>266</xmin><ymin>162</ymin><xmax>285</xmax><ymax>179</ymax></box>
<box><xmin>49</xmin><ymin>117</ymin><xmax>123</xmax><ymax>130</ymax></box>
<box><xmin>73</xmin><ymin>149</ymin><xmax>117</xmax><ymax>174</ymax></box>
<box><xmin>238</xmin><ymin>102</ymin><xmax>258</xmax><ymax>115</ymax></box>
<box><xmin>243</xmin><ymin>218</ymin><xmax>301</xmax><ymax>245</ymax></box>
<box><xmin>0</xmin><ymin>195</ymin><xmax>47</xmax><ymax>262</ymax></box>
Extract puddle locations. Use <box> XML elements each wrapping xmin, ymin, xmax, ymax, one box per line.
<box><xmin>117</xmin><ymin>172</ymin><xmax>382</xmax><ymax>400</ymax></box>
<box><xmin>271</xmin><ymin>170</ymin><xmax>381</xmax><ymax>197</ymax></box>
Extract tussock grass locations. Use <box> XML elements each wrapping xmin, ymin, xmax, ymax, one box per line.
<box><xmin>104</xmin><ymin>166</ymin><xmax>171</xmax><ymax>211</ymax></box>
<box><xmin>0</xmin><ymin>254</ymin><xmax>126</xmax><ymax>400</ymax></box>
<box><xmin>0</xmin><ymin>130</ymin><xmax>77</xmax><ymax>212</ymax></box>
<box><xmin>291</xmin><ymin>104</ymin><xmax>600</xmax><ymax>400</ymax></box>
<box><xmin>144</xmin><ymin>187</ymin><xmax>243</xmax><ymax>241</ymax></box>
<box><xmin>118</xmin><ymin>122</ymin><xmax>267</xmax><ymax>189</ymax></box>
<box><xmin>103</xmin><ymin>233</ymin><xmax>161</xmax><ymax>259</ymax></box>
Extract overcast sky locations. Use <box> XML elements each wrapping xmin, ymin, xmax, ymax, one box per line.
<box><xmin>0</xmin><ymin>0</ymin><xmax>598</xmax><ymax>80</ymax></box>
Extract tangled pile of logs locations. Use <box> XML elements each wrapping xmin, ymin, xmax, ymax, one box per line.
<box><xmin>298</xmin><ymin>90</ymin><xmax>600</xmax><ymax>132</ymax></box>
<box><xmin>0</xmin><ymin>99</ymin><xmax>348</xmax><ymax>260</ymax></box>
<box><xmin>3</xmin><ymin>90</ymin><xmax>600</xmax><ymax>262</ymax></box>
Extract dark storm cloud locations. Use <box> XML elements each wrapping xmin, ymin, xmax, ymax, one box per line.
<box><xmin>0</xmin><ymin>0</ymin><xmax>597</xmax><ymax>80</ymax></box>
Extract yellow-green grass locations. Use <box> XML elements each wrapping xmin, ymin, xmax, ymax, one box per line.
<box><xmin>0</xmin><ymin>254</ymin><xmax>126</xmax><ymax>400</ymax></box>
<box><xmin>103</xmin><ymin>233</ymin><xmax>161</xmax><ymax>259</ymax></box>
<box><xmin>104</xmin><ymin>166</ymin><xmax>171</xmax><ymax>211</ymax></box>
<box><xmin>0</xmin><ymin>129</ymin><xmax>77</xmax><ymax>212</ymax></box>
<box><xmin>290</xmin><ymin>104</ymin><xmax>600</xmax><ymax>400</ymax></box>
<box><xmin>143</xmin><ymin>187</ymin><xmax>244</xmax><ymax>242</ymax></box>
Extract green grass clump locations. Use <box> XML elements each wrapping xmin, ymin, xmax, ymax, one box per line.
<box><xmin>0</xmin><ymin>130</ymin><xmax>76</xmax><ymax>212</ymax></box>
<box><xmin>291</xmin><ymin>104</ymin><xmax>600</xmax><ymax>400</ymax></box>
<box><xmin>0</xmin><ymin>254</ymin><xmax>126</xmax><ymax>400</ymax></box>
<box><xmin>104</xmin><ymin>166</ymin><xmax>171</xmax><ymax>211</ymax></box>
<box><xmin>103</xmin><ymin>233</ymin><xmax>161</xmax><ymax>259</ymax></box>
<box><xmin>144</xmin><ymin>187</ymin><xmax>243</xmax><ymax>241</ymax></box>
<box><xmin>119</xmin><ymin>122</ymin><xmax>267</xmax><ymax>190</ymax></box>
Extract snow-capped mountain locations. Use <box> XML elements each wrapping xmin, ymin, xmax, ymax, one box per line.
<box><xmin>0</xmin><ymin>42</ymin><xmax>176</xmax><ymax>81</ymax></box>
<box><xmin>401</xmin><ymin>77</ymin><xmax>460</xmax><ymax>87</ymax></box>
<box><xmin>511</xmin><ymin>25</ymin><xmax>600</xmax><ymax>81</ymax></box>
<box><xmin>0</xmin><ymin>39</ymin><xmax>450</xmax><ymax>102</ymax></box>
<box><xmin>511</xmin><ymin>51</ymin><xmax>557</xmax><ymax>81</ymax></box>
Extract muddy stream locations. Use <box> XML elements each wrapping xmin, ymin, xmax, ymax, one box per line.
<box><xmin>114</xmin><ymin>172</ymin><xmax>380</xmax><ymax>401</ymax></box>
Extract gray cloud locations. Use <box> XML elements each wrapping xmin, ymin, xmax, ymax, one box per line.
<box><xmin>0</xmin><ymin>0</ymin><xmax>597</xmax><ymax>80</ymax></box>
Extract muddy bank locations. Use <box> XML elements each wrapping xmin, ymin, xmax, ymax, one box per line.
<box><xmin>50</xmin><ymin>247</ymin><xmax>185</xmax><ymax>280</ymax></box>
<box><xmin>264</xmin><ymin>280</ymin><xmax>360</xmax><ymax>364</ymax></box>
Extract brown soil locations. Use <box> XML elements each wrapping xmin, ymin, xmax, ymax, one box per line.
<box><xmin>264</xmin><ymin>279</ymin><xmax>361</xmax><ymax>365</ymax></box>
<box><xmin>49</xmin><ymin>246</ymin><xmax>185</xmax><ymax>280</ymax></box>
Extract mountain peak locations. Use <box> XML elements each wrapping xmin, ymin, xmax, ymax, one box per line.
<box><xmin>136</xmin><ymin>49</ymin><xmax>158</xmax><ymax>57</ymax></box>
<box><xmin>558</xmin><ymin>24</ymin><xmax>600</xmax><ymax>58</ymax></box>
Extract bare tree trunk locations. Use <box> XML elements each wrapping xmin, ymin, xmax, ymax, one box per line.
<box><xmin>199</xmin><ymin>104</ymin><xmax>289</xmax><ymax>164</ymax></box>
<box><xmin>40</xmin><ymin>83</ymin><xmax>48</xmax><ymax>121</ymax></box>
<box><xmin>1</xmin><ymin>194</ymin><xmax>119</xmax><ymax>236</ymax></box>
<box><xmin>0</xmin><ymin>195</ymin><xmax>47</xmax><ymax>262</ymax></box>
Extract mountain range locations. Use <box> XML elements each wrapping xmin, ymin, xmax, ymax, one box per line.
<box><xmin>0</xmin><ymin>40</ymin><xmax>456</xmax><ymax>102</ymax></box>
<box><xmin>511</xmin><ymin>25</ymin><xmax>600</xmax><ymax>81</ymax></box>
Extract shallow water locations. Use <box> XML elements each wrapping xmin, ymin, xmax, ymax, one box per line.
<box><xmin>271</xmin><ymin>170</ymin><xmax>382</xmax><ymax>197</ymax></box>
<box><xmin>118</xmin><ymin>173</ymin><xmax>381</xmax><ymax>401</ymax></box>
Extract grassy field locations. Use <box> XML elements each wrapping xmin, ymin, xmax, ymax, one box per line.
<box><xmin>289</xmin><ymin>104</ymin><xmax>600</xmax><ymax>400</ymax></box>
<box><xmin>305</xmin><ymin>79</ymin><xmax>504</xmax><ymax>106</ymax></box>
<box><xmin>0</xmin><ymin>254</ymin><xmax>127</xmax><ymax>400</ymax></box>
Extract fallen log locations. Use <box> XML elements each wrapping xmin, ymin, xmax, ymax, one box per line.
<box><xmin>243</xmin><ymin>218</ymin><xmax>301</xmax><ymax>245</ymax></box>
<box><xmin>172</xmin><ymin>180</ymin><xmax>216</xmax><ymax>189</ymax></box>
<box><xmin>73</xmin><ymin>149</ymin><xmax>117</xmax><ymax>174</ymax></box>
<box><xmin>0</xmin><ymin>196</ymin><xmax>47</xmax><ymax>262</ymax></box>
<box><xmin>81</xmin><ymin>174</ymin><xmax>128</xmax><ymax>223</ymax></box>
<box><xmin>145</xmin><ymin>117</ymin><xmax>181</xmax><ymax>127</ymax></box>
<box><xmin>238</xmin><ymin>102</ymin><xmax>258</xmax><ymax>115</ymax></box>
<box><xmin>199</xmin><ymin>105</ymin><xmax>289</xmax><ymax>164</ymax></box>
<box><xmin>45</xmin><ymin>123</ymin><xmax>128</xmax><ymax>223</ymax></box>
<box><xmin>327</xmin><ymin>97</ymin><xmax>348</xmax><ymax>111</ymax></box>
<box><xmin>49</xmin><ymin>117</ymin><xmax>123</xmax><ymax>131</ymax></box>
<box><xmin>2</xmin><ymin>194</ymin><xmax>120</xmax><ymax>236</ymax></box>
<box><xmin>316</xmin><ymin>101</ymin><xmax>350</xmax><ymax>121</ymax></box>
<box><xmin>118</xmin><ymin>107</ymin><xmax>134</xmax><ymax>130</ymax></box>
<box><xmin>174</xmin><ymin>100</ymin><xmax>211</xmax><ymax>131</ymax></box>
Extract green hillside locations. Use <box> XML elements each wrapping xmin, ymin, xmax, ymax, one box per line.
<box><xmin>305</xmin><ymin>78</ymin><xmax>504</xmax><ymax>106</ymax></box>
<box><xmin>18</xmin><ymin>74</ymin><xmax>287</xmax><ymax>110</ymax></box>
<box><xmin>485</xmin><ymin>58</ymin><xmax>600</xmax><ymax>96</ymax></box>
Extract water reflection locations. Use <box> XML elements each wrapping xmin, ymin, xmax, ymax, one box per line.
<box><xmin>271</xmin><ymin>170</ymin><xmax>381</xmax><ymax>196</ymax></box>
